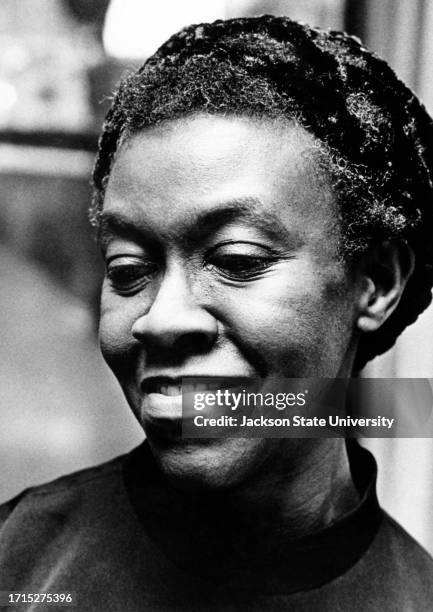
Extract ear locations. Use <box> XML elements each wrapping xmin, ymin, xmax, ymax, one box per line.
<box><xmin>356</xmin><ymin>241</ymin><xmax>415</xmax><ymax>333</ymax></box>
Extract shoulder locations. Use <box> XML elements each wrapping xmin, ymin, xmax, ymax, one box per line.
<box><xmin>352</xmin><ymin>510</ymin><xmax>433</xmax><ymax>609</ymax></box>
<box><xmin>0</xmin><ymin>448</ymin><xmax>151</xmax><ymax>592</ymax></box>
<box><xmin>379</xmin><ymin>511</ymin><xmax>433</xmax><ymax>580</ymax></box>
<box><xmin>0</xmin><ymin>451</ymin><xmax>129</xmax><ymax>529</ymax></box>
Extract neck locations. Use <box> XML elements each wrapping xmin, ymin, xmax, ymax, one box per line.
<box><xmin>130</xmin><ymin>439</ymin><xmax>359</xmax><ymax>579</ymax></box>
<box><xmin>223</xmin><ymin>439</ymin><xmax>359</xmax><ymax>538</ymax></box>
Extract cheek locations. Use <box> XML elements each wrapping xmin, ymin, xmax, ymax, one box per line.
<box><xmin>211</xmin><ymin>264</ymin><xmax>354</xmax><ymax>375</ymax></box>
<box><xmin>99</xmin><ymin>291</ymin><xmax>138</xmax><ymax>380</ymax></box>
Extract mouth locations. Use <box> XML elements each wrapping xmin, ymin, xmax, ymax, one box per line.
<box><xmin>139</xmin><ymin>376</ymin><xmax>257</xmax><ymax>434</ymax></box>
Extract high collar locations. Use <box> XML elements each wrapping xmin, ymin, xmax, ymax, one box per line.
<box><xmin>123</xmin><ymin>439</ymin><xmax>382</xmax><ymax>595</ymax></box>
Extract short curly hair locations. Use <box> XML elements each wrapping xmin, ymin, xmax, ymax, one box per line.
<box><xmin>91</xmin><ymin>15</ymin><xmax>433</xmax><ymax>370</ymax></box>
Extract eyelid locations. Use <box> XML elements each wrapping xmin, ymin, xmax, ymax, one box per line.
<box><xmin>104</xmin><ymin>235</ymin><xmax>155</xmax><ymax>265</ymax></box>
<box><xmin>103</xmin><ymin>231</ymin><xmax>164</xmax><ymax>258</ymax></box>
<box><xmin>207</xmin><ymin>240</ymin><xmax>276</xmax><ymax>255</ymax></box>
<box><xmin>106</xmin><ymin>253</ymin><xmax>145</xmax><ymax>266</ymax></box>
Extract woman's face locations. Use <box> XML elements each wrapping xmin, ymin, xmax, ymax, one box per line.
<box><xmin>99</xmin><ymin>115</ymin><xmax>359</xmax><ymax>488</ymax></box>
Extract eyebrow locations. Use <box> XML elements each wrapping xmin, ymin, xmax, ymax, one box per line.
<box><xmin>97</xmin><ymin>211</ymin><xmax>148</xmax><ymax>252</ymax></box>
<box><xmin>192</xmin><ymin>198</ymin><xmax>291</xmax><ymax>241</ymax></box>
<box><xmin>97</xmin><ymin>196</ymin><xmax>294</xmax><ymax>251</ymax></box>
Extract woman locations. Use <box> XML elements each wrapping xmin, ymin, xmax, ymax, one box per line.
<box><xmin>1</xmin><ymin>16</ymin><xmax>432</xmax><ymax>611</ymax></box>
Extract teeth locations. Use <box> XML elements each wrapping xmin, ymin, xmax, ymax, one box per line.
<box><xmin>193</xmin><ymin>383</ymin><xmax>209</xmax><ymax>391</ymax></box>
<box><xmin>183</xmin><ymin>383</ymin><xmax>219</xmax><ymax>393</ymax></box>
<box><xmin>147</xmin><ymin>379</ymin><xmax>246</xmax><ymax>396</ymax></box>
<box><xmin>158</xmin><ymin>384</ymin><xmax>182</xmax><ymax>396</ymax></box>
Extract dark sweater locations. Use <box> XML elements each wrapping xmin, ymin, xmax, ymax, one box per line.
<box><xmin>1</xmin><ymin>442</ymin><xmax>432</xmax><ymax>611</ymax></box>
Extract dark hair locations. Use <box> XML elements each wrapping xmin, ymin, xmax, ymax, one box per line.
<box><xmin>91</xmin><ymin>15</ymin><xmax>433</xmax><ymax>370</ymax></box>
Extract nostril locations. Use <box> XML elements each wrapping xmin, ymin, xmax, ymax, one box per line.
<box><xmin>174</xmin><ymin>331</ymin><xmax>215</xmax><ymax>355</ymax></box>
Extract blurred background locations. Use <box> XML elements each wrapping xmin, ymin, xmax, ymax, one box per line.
<box><xmin>1</xmin><ymin>0</ymin><xmax>433</xmax><ymax>553</ymax></box>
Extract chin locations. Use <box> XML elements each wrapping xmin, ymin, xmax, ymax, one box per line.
<box><xmin>146</xmin><ymin>435</ymin><xmax>270</xmax><ymax>493</ymax></box>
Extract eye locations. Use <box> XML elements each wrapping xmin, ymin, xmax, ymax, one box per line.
<box><xmin>204</xmin><ymin>242</ymin><xmax>278</xmax><ymax>281</ymax></box>
<box><xmin>106</xmin><ymin>256</ymin><xmax>159</xmax><ymax>295</ymax></box>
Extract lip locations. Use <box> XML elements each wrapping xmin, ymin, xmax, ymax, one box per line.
<box><xmin>140</xmin><ymin>391</ymin><xmax>182</xmax><ymax>425</ymax></box>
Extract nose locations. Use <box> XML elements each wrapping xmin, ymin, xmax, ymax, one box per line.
<box><xmin>131</xmin><ymin>264</ymin><xmax>218</xmax><ymax>353</ymax></box>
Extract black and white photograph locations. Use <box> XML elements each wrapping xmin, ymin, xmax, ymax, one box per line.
<box><xmin>1</xmin><ymin>1</ymin><xmax>433</xmax><ymax>610</ymax></box>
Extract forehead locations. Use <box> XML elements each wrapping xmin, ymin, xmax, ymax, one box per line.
<box><xmin>103</xmin><ymin>115</ymin><xmax>338</xmax><ymax>243</ymax></box>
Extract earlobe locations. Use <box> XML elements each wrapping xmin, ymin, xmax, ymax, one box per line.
<box><xmin>356</xmin><ymin>241</ymin><xmax>415</xmax><ymax>333</ymax></box>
